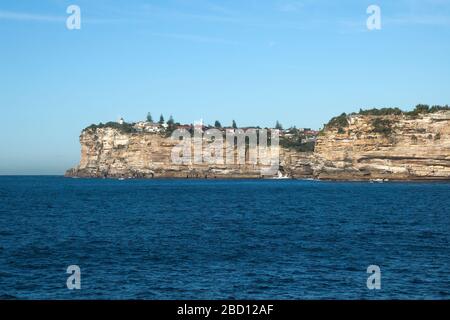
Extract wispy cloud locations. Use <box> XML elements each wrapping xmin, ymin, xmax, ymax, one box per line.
<box><xmin>0</xmin><ymin>10</ymin><xmax>65</xmax><ymax>22</ymax></box>
<box><xmin>386</xmin><ymin>14</ymin><xmax>450</xmax><ymax>26</ymax></box>
<box><xmin>204</xmin><ymin>3</ymin><xmax>238</xmax><ymax>16</ymax></box>
<box><xmin>278</xmin><ymin>1</ymin><xmax>304</xmax><ymax>13</ymax></box>
<box><xmin>0</xmin><ymin>9</ymin><xmax>126</xmax><ymax>25</ymax></box>
<box><xmin>0</xmin><ymin>7</ymin><xmax>240</xmax><ymax>45</ymax></box>
<box><xmin>139</xmin><ymin>3</ymin><xmax>311</xmax><ymax>31</ymax></box>
<box><xmin>0</xmin><ymin>1</ymin><xmax>316</xmax><ymax>31</ymax></box>
<box><xmin>140</xmin><ymin>3</ymin><xmax>242</xmax><ymax>25</ymax></box>
<box><xmin>150</xmin><ymin>32</ymin><xmax>239</xmax><ymax>45</ymax></box>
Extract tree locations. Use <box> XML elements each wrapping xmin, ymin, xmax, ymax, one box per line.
<box><xmin>167</xmin><ymin>115</ymin><xmax>175</xmax><ymax>127</ymax></box>
<box><xmin>326</xmin><ymin>113</ymin><xmax>348</xmax><ymax>129</ymax></box>
<box><xmin>415</xmin><ymin>104</ymin><xmax>430</xmax><ymax>114</ymax></box>
<box><xmin>232</xmin><ymin>120</ymin><xmax>237</xmax><ymax>129</ymax></box>
<box><xmin>214</xmin><ymin>120</ymin><xmax>222</xmax><ymax>128</ymax></box>
<box><xmin>147</xmin><ymin>112</ymin><xmax>153</xmax><ymax>122</ymax></box>
<box><xmin>159</xmin><ymin>114</ymin><xmax>165</xmax><ymax>124</ymax></box>
<box><xmin>275</xmin><ymin>121</ymin><xmax>283</xmax><ymax>130</ymax></box>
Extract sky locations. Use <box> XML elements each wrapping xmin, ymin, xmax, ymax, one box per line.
<box><xmin>1</xmin><ymin>0</ymin><xmax>450</xmax><ymax>174</ymax></box>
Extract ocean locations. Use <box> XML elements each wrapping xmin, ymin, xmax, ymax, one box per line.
<box><xmin>0</xmin><ymin>176</ymin><xmax>449</xmax><ymax>299</ymax></box>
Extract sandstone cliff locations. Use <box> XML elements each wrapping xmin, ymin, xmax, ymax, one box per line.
<box><xmin>313</xmin><ymin>111</ymin><xmax>450</xmax><ymax>180</ymax></box>
<box><xmin>65</xmin><ymin>127</ymin><xmax>314</xmax><ymax>179</ymax></box>
<box><xmin>66</xmin><ymin>111</ymin><xmax>450</xmax><ymax>180</ymax></box>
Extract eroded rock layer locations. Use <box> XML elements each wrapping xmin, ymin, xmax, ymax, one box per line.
<box><xmin>313</xmin><ymin>112</ymin><xmax>450</xmax><ymax>180</ymax></box>
<box><xmin>65</xmin><ymin>128</ymin><xmax>314</xmax><ymax>179</ymax></box>
<box><xmin>66</xmin><ymin>111</ymin><xmax>450</xmax><ymax>180</ymax></box>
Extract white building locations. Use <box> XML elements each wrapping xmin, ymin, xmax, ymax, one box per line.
<box><xmin>133</xmin><ymin>121</ymin><xmax>162</xmax><ymax>133</ymax></box>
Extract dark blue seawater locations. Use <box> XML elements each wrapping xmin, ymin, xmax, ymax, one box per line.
<box><xmin>0</xmin><ymin>176</ymin><xmax>449</xmax><ymax>299</ymax></box>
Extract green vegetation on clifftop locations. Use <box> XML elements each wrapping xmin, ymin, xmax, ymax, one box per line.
<box><xmin>325</xmin><ymin>104</ymin><xmax>450</xmax><ymax>134</ymax></box>
<box><xmin>84</xmin><ymin>122</ymin><xmax>137</xmax><ymax>134</ymax></box>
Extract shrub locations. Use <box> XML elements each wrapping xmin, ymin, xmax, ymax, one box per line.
<box><xmin>280</xmin><ymin>138</ymin><xmax>315</xmax><ymax>152</ymax></box>
<box><xmin>430</xmin><ymin>105</ymin><xmax>450</xmax><ymax>113</ymax></box>
<box><xmin>326</xmin><ymin>113</ymin><xmax>349</xmax><ymax>131</ymax></box>
<box><xmin>84</xmin><ymin>121</ymin><xmax>137</xmax><ymax>134</ymax></box>
<box><xmin>371</xmin><ymin>118</ymin><xmax>394</xmax><ymax>136</ymax></box>
<box><xmin>358</xmin><ymin>108</ymin><xmax>403</xmax><ymax>116</ymax></box>
<box><xmin>356</xmin><ymin>105</ymin><xmax>450</xmax><ymax>118</ymax></box>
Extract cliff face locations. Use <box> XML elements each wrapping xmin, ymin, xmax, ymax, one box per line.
<box><xmin>65</xmin><ymin>128</ymin><xmax>314</xmax><ymax>179</ymax></box>
<box><xmin>313</xmin><ymin>111</ymin><xmax>450</xmax><ymax>180</ymax></box>
<box><xmin>67</xmin><ymin>111</ymin><xmax>450</xmax><ymax>180</ymax></box>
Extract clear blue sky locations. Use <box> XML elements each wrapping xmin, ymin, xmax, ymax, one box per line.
<box><xmin>1</xmin><ymin>0</ymin><xmax>450</xmax><ymax>174</ymax></box>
